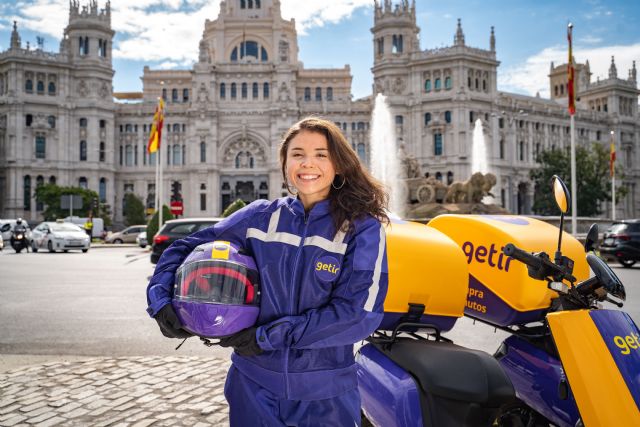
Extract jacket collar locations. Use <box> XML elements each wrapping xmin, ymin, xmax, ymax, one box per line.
<box><xmin>286</xmin><ymin>197</ymin><xmax>330</xmax><ymax>217</ymax></box>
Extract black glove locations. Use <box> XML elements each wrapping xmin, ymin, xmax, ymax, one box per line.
<box><xmin>155</xmin><ymin>304</ymin><xmax>193</xmax><ymax>339</ymax></box>
<box><xmin>218</xmin><ymin>327</ymin><xmax>263</xmax><ymax>356</ymax></box>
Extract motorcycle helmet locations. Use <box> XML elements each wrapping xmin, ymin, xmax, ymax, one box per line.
<box><xmin>16</xmin><ymin>218</ymin><xmax>22</xmax><ymax>225</ymax></box>
<box><xmin>172</xmin><ymin>240</ymin><xmax>260</xmax><ymax>338</ymax></box>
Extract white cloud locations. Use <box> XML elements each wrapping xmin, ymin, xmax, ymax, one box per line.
<box><xmin>499</xmin><ymin>43</ymin><xmax>640</xmax><ymax>98</ymax></box>
<box><xmin>279</xmin><ymin>0</ymin><xmax>372</xmax><ymax>35</ymax></box>
<box><xmin>579</xmin><ymin>35</ymin><xmax>602</xmax><ymax>45</ymax></box>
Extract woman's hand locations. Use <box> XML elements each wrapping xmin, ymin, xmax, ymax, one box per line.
<box><xmin>154</xmin><ymin>304</ymin><xmax>193</xmax><ymax>339</ymax></box>
<box><xmin>219</xmin><ymin>327</ymin><xmax>263</xmax><ymax>356</ymax></box>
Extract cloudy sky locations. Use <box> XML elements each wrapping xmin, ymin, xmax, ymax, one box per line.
<box><xmin>1</xmin><ymin>0</ymin><xmax>639</xmax><ymax>100</ymax></box>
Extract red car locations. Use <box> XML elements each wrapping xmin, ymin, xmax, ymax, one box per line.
<box><xmin>151</xmin><ymin>217</ymin><xmax>222</xmax><ymax>264</ymax></box>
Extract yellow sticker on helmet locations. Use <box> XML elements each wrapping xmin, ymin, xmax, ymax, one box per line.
<box><xmin>211</xmin><ymin>241</ymin><xmax>231</xmax><ymax>259</ymax></box>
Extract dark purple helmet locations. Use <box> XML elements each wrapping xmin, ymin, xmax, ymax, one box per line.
<box><xmin>172</xmin><ymin>241</ymin><xmax>260</xmax><ymax>338</ymax></box>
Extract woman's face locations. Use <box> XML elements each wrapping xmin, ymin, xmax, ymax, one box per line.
<box><xmin>286</xmin><ymin>130</ymin><xmax>336</xmax><ymax>210</ymax></box>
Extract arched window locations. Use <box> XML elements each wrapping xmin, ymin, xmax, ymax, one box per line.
<box><xmin>220</xmin><ymin>83</ymin><xmax>226</xmax><ymax>99</ymax></box>
<box><xmin>48</xmin><ymin>82</ymin><xmax>56</xmax><ymax>95</ymax></box>
<box><xmin>48</xmin><ymin>115</ymin><xmax>56</xmax><ymax>128</ymax></box>
<box><xmin>447</xmin><ymin>171</ymin><xmax>454</xmax><ymax>185</ymax></box>
<box><xmin>252</xmin><ymin>82</ymin><xmax>259</xmax><ymax>99</ymax></box>
<box><xmin>35</xmin><ymin>135</ymin><xmax>46</xmax><ymax>158</ymax></box>
<box><xmin>231</xmin><ymin>83</ymin><xmax>237</xmax><ymax>99</ymax></box>
<box><xmin>80</xmin><ymin>140</ymin><xmax>87</xmax><ymax>161</ymax></box>
<box><xmin>78</xmin><ymin>177</ymin><xmax>88</xmax><ymax>189</ymax></box>
<box><xmin>36</xmin><ymin>176</ymin><xmax>44</xmax><ymax>211</ymax></box>
<box><xmin>554</xmin><ymin>85</ymin><xmax>558</xmax><ymax>96</ymax></box>
<box><xmin>357</xmin><ymin>122</ymin><xmax>365</xmax><ymax>130</ymax></box>
<box><xmin>475</xmin><ymin>78</ymin><xmax>479</xmax><ymax>89</ymax></box>
<box><xmin>37</xmin><ymin>80</ymin><xmax>44</xmax><ymax>94</ymax></box>
<box><xmin>49</xmin><ymin>176</ymin><xmax>56</xmax><ymax>185</ymax></box>
<box><xmin>183</xmin><ymin>88</ymin><xmax>189</xmax><ymax>102</ymax></box>
<box><xmin>99</xmin><ymin>142</ymin><xmax>105</xmax><ymax>162</ymax></box>
<box><xmin>261</xmin><ymin>47</ymin><xmax>268</xmax><ymax>62</ymax></box>
<box><xmin>25</xmin><ymin>79</ymin><xmax>33</xmax><ymax>93</ymax></box>
<box><xmin>483</xmin><ymin>80</ymin><xmax>487</xmax><ymax>91</ymax></box>
<box><xmin>425</xmin><ymin>79</ymin><xmax>431</xmax><ymax>92</ymax></box>
<box><xmin>79</xmin><ymin>118</ymin><xmax>87</xmax><ymax>128</ymax></box>
<box><xmin>173</xmin><ymin>123</ymin><xmax>180</xmax><ymax>132</ymax></box>
<box><xmin>23</xmin><ymin>175</ymin><xmax>31</xmax><ymax>210</ymax></box>
<box><xmin>315</xmin><ymin>87</ymin><xmax>322</xmax><ymax>101</ymax></box>
<box><xmin>240</xmin><ymin>0</ymin><xmax>246</xmax><ymax>8</ymax></box>
<box><xmin>26</xmin><ymin>114</ymin><xmax>33</xmax><ymax>127</ymax></box>
<box><xmin>424</xmin><ymin>112</ymin><xmax>431</xmax><ymax>125</ymax></box>
<box><xmin>519</xmin><ymin>141</ymin><xmax>525</xmax><ymax>161</ymax></box>
<box><xmin>499</xmin><ymin>139</ymin><xmax>505</xmax><ymax>159</ymax></box>
<box><xmin>445</xmin><ymin>111</ymin><xmax>452</xmax><ymax>123</ymax></box>
<box><xmin>173</xmin><ymin>144</ymin><xmax>181</xmax><ymax>165</ymax></box>
<box><xmin>200</xmin><ymin>141</ymin><xmax>206</xmax><ymax>163</ymax></box>
<box><xmin>435</xmin><ymin>78</ymin><xmax>441</xmax><ymax>90</ymax></box>
<box><xmin>445</xmin><ymin>76</ymin><xmax>452</xmax><ymax>89</ymax></box>
<box><xmin>434</xmin><ymin>133</ymin><xmax>443</xmax><ymax>156</ymax></box>
<box><xmin>125</xmin><ymin>145</ymin><xmax>133</xmax><ymax>166</ymax></box>
<box><xmin>435</xmin><ymin>172</ymin><xmax>443</xmax><ymax>182</ymax></box>
<box><xmin>326</xmin><ymin>87</ymin><xmax>333</xmax><ymax>101</ymax></box>
<box><xmin>172</xmin><ymin>89</ymin><xmax>178</xmax><ymax>102</ymax></box>
<box><xmin>263</xmin><ymin>82</ymin><xmax>269</xmax><ymax>99</ymax></box>
<box><xmin>99</xmin><ymin>178</ymin><xmax>107</xmax><ymax>202</ymax></box>
<box><xmin>241</xmin><ymin>82</ymin><xmax>248</xmax><ymax>99</ymax></box>
<box><xmin>240</xmin><ymin>41</ymin><xmax>259</xmax><ymax>60</ymax></box>
<box><xmin>182</xmin><ymin>145</ymin><xmax>186</xmax><ymax>165</ymax></box>
<box><xmin>231</xmin><ymin>47</ymin><xmax>238</xmax><ymax>62</ymax></box>
<box><xmin>304</xmin><ymin>87</ymin><xmax>311</xmax><ymax>101</ymax></box>
<box><xmin>357</xmin><ymin>143</ymin><xmax>366</xmax><ymax>161</ymax></box>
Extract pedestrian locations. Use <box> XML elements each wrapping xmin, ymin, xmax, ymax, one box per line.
<box><xmin>146</xmin><ymin>117</ymin><xmax>389</xmax><ymax>426</ymax></box>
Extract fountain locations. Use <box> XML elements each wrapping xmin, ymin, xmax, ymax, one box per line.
<box><xmin>371</xmin><ymin>94</ymin><xmax>405</xmax><ymax>218</ymax></box>
<box><xmin>471</xmin><ymin>118</ymin><xmax>488</xmax><ymax>174</ymax></box>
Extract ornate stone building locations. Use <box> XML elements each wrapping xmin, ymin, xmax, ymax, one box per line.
<box><xmin>1</xmin><ymin>0</ymin><xmax>638</xmax><ymax>223</ymax></box>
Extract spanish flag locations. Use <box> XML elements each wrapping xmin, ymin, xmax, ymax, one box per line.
<box><xmin>147</xmin><ymin>98</ymin><xmax>165</xmax><ymax>154</ymax></box>
<box><xmin>610</xmin><ymin>142</ymin><xmax>616</xmax><ymax>178</ymax></box>
<box><xmin>567</xmin><ymin>23</ymin><xmax>576</xmax><ymax>116</ymax></box>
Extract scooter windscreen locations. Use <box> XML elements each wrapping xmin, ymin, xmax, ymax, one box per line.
<box><xmin>174</xmin><ymin>259</ymin><xmax>259</xmax><ymax>306</ymax></box>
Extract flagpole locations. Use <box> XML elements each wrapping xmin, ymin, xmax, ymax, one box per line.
<box><xmin>611</xmin><ymin>130</ymin><xmax>616</xmax><ymax>221</ymax></box>
<box><xmin>568</xmin><ymin>22</ymin><xmax>577</xmax><ymax>235</ymax></box>
<box><xmin>159</xmin><ymin>140</ymin><xmax>163</xmax><ymax>230</ymax></box>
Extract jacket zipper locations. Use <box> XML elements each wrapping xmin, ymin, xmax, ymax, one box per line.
<box><xmin>284</xmin><ymin>211</ymin><xmax>309</xmax><ymax>399</ymax></box>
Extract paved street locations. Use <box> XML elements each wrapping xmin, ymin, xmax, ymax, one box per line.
<box><xmin>0</xmin><ymin>245</ymin><xmax>639</xmax><ymax>426</ymax></box>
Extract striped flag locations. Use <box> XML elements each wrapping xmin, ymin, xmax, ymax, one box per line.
<box><xmin>147</xmin><ymin>98</ymin><xmax>165</xmax><ymax>154</ymax></box>
<box><xmin>610</xmin><ymin>142</ymin><xmax>616</xmax><ymax>178</ymax></box>
<box><xmin>567</xmin><ymin>23</ymin><xmax>576</xmax><ymax>115</ymax></box>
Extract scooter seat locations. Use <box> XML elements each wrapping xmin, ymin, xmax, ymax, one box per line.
<box><xmin>374</xmin><ymin>338</ymin><xmax>514</xmax><ymax>405</ymax></box>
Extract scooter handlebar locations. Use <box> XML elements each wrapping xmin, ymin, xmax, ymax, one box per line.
<box><xmin>503</xmin><ymin>243</ymin><xmax>542</xmax><ymax>270</ymax></box>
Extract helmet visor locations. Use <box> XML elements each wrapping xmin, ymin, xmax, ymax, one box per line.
<box><xmin>174</xmin><ymin>259</ymin><xmax>259</xmax><ymax>305</ymax></box>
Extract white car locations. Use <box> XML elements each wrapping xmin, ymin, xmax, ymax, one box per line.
<box><xmin>31</xmin><ymin>221</ymin><xmax>91</xmax><ymax>253</ymax></box>
<box><xmin>0</xmin><ymin>233</ymin><xmax>3</xmax><ymax>251</ymax></box>
<box><xmin>136</xmin><ymin>231</ymin><xmax>148</xmax><ymax>248</ymax></box>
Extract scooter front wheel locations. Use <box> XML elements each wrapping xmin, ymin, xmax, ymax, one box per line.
<box><xmin>494</xmin><ymin>400</ymin><xmax>549</xmax><ymax>427</ymax></box>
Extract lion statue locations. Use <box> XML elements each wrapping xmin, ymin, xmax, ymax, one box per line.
<box><xmin>444</xmin><ymin>172</ymin><xmax>497</xmax><ymax>204</ymax></box>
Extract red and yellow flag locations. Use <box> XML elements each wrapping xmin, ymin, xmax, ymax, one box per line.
<box><xmin>147</xmin><ymin>98</ymin><xmax>165</xmax><ymax>154</ymax></box>
<box><xmin>567</xmin><ymin>23</ymin><xmax>576</xmax><ymax>115</ymax></box>
<box><xmin>610</xmin><ymin>141</ymin><xmax>616</xmax><ymax>178</ymax></box>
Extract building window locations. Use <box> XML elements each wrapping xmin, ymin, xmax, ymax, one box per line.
<box><xmin>25</xmin><ymin>79</ymin><xmax>33</xmax><ymax>93</ymax></box>
<box><xmin>171</xmin><ymin>89</ymin><xmax>178</xmax><ymax>102</ymax></box>
<box><xmin>395</xmin><ymin>115</ymin><xmax>403</xmax><ymax>126</ymax></box>
<box><xmin>499</xmin><ymin>118</ymin><xmax>504</xmax><ymax>128</ymax></box>
<box><xmin>261</xmin><ymin>47</ymin><xmax>268</xmax><ymax>62</ymax></box>
<box><xmin>173</xmin><ymin>144</ymin><xmax>181</xmax><ymax>165</ymax></box>
<box><xmin>519</xmin><ymin>141</ymin><xmax>525</xmax><ymax>161</ymax></box>
<box><xmin>424</xmin><ymin>113</ymin><xmax>431</xmax><ymax>125</ymax></box>
<box><xmin>231</xmin><ymin>83</ymin><xmax>237</xmax><ymax>99</ymax></box>
<box><xmin>49</xmin><ymin>176</ymin><xmax>56</xmax><ymax>185</ymax></box>
<box><xmin>125</xmin><ymin>145</ymin><xmax>133</xmax><ymax>166</ymax></box>
<box><xmin>48</xmin><ymin>82</ymin><xmax>56</xmax><ymax>95</ymax></box>
<box><xmin>35</xmin><ymin>135</ymin><xmax>46</xmax><ymax>158</ymax></box>
<box><xmin>326</xmin><ymin>87</ymin><xmax>333</xmax><ymax>101</ymax></box>
<box><xmin>99</xmin><ymin>178</ymin><xmax>107</xmax><ymax>202</ymax></box>
<box><xmin>79</xmin><ymin>177</ymin><xmax>88</xmax><ymax>189</ymax></box>
<box><xmin>377</xmin><ymin>37</ymin><xmax>384</xmax><ymax>55</ymax></box>
<box><xmin>434</xmin><ymin>78</ymin><xmax>441</xmax><ymax>90</ymax></box>
<box><xmin>445</xmin><ymin>111</ymin><xmax>452</xmax><ymax>123</ymax></box>
<box><xmin>470</xmin><ymin>111</ymin><xmax>475</xmax><ymax>123</ymax></box>
<box><xmin>483</xmin><ymin>80</ymin><xmax>487</xmax><ymax>91</ymax></box>
<box><xmin>392</xmin><ymin>34</ymin><xmax>403</xmax><ymax>53</ymax></box>
<box><xmin>200</xmin><ymin>141</ymin><xmax>206</xmax><ymax>163</ymax></box>
<box><xmin>173</xmin><ymin>123</ymin><xmax>180</xmax><ymax>132</ymax></box>
<box><xmin>36</xmin><ymin>176</ymin><xmax>44</xmax><ymax>211</ymax></box>
<box><xmin>36</xmin><ymin>80</ymin><xmax>44</xmax><ymax>94</ymax></box>
<box><xmin>596</xmin><ymin>130</ymin><xmax>601</xmax><ymax>141</ymax></box>
<box><xmin>48</xmin><ymin>115</ymin><xmax>56</xmax><ymax>128</ymax></box>
<box><xmin>447</xmin><ymin>171</ymin><xmax>454</xmax><ymax>185</ymax></box>
<box><xmin>499</xmin><ymin>139</ymin><xmax>505</xmax><ymax>159</ymax></box>
<box><xmin>445</xmin><ymin>76</ymin><xmax>452</xmax><ymax>89</ymax></box>
<box><xmin>26</xmin><ymin>114</ymin><xmax>33</xmax><ymax>127</ymax></box>
<box><xmin>241</xmin><ymin>82</ymin><xmax>248</xmax><ymax>99</ymax></box>
<box><xmin>23</xmin><ymin>175</ymin><xmax>31</xmax><ymax>210</ymax></box>
<box><xmin>99</xmin><ymin>142</ymin><xmax>106</xmax><ymax>162</ymax></box>
<box><xmin>241</xmin><ymin>0</ymin><xmax>246</xmax><ymax>7</ymax></box>
<box><xmin>80</xmin><ymin>140</ymin><xmax>87</xmax><ymax>161</ymax></box>
<box><xmin>425</xmin><ymin>79</ymin><xmax>431</xmax><ymax>92</ymax></box>
<box><xmin>220</xmin><ymin>83</ymin><xmax>226</xmax><ymax>99</ymax></box>
<box><xmin>80</xmin><ymin>118</ymin><xmax>87</xmax><ymax>128</ymax></box>
<box><xmin>162</xmin><ymin>88</ymin><xmax>167</xmax><ymax>100</ymax></box>
<box><xmin>435</xmin><ymin>172</ymin><xmax>442</xmax><ymax>182</ymax></box>
<box><xmin>315</xmin><ymin>87</ymin><xmax>322</xmax><ymax>101</ymax></box>
<box><xmin>434</xmin><ymin>133</ymin><xmax>443</xmax><ymax>156</ymax></box>
<box><xmin>100</xmin><ymin>119</ymin><xmax>106</xmax><ymax>129</ymax></box>
<box><xmin>252</xmin><ymin>82</ymin><xmax>258</xmax><ymax>99</ymax></box>
<box><xmin>183</xmin><ymin>88</ymin><xmax>189</xmax><ymax>102</ymax></box>
<box><xmin>304</xmin><ymin>87</ymin><xmax>311</xmax><ymax>101</ymax></box>
<box><xmin>200</xmin><ymin>193</ymin><xmax>207</xmax><ymax>211</ymax></box>
<box><xmin>263</xmin><ymin>82</ymin><xmax>269</xmax><ymax>99</ymax></box>
<box><xmin>357</xmin><ymin>143</ymin><xmax>366</xmax><ymax>161</ymax></box>
<box><xmin>79</xmin><ymin>36</ymin><xmax>89</xmax><ymax>55</ymax></box>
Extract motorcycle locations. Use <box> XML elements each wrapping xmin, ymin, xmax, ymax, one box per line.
<box><xmin>357</xmin><ymin>175</ymin><xmax>639</xmax><ymax>427</ymax></box>
<box><xmin>10</xmin><ymin>226</ymin><xmax>30</xmax><ymax>253</ymax></box>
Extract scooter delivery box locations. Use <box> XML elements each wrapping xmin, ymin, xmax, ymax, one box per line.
<box><xmin>381</xmin><ymin>219</ymin><xmax>469</xmax><ymax>332</ymax></box>
<box><xmin>428</xmin><ymin>215</ymin><xmax>590</xmax><ymax>326</ymax></box>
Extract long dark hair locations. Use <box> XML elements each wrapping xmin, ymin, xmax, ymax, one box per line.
<box><xmin>279</xmin><ymin>117</ymin><xmax>389</xmax><ymax>232</ymax></box>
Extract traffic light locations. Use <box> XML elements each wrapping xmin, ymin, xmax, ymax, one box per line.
<box><xmin>171</xmin><ymin>181</ymin><xmax>182</xmax><ymax>202</ymax></box>
<box><xmin>91</xmin><ymin>197</ymin><xmax>99</xmax><ymax>212</ymax></box>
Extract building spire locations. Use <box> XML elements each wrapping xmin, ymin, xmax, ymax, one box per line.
<box><xmin>490</xmin><ymin>26</ymin><xmax>495</xmax><ymax>52</ymax></box>
<box><xmin>630</xmin><ymin>60</ymin><xmax>637</xmax><ymax>82</ymax></box>
<box><xmin>454</xmin><ymin>18</ymin><xmax>465</xmax><ymax>46</ymax></box>
<box><xmin>10</xmin><ymin>20</ymin><xmax>21</xmax><ymax>49</ymax></box>
<box><xmin>609</xmin><ymin>55</ymin><xmax>617</xmax><ymax>79</ymax></box>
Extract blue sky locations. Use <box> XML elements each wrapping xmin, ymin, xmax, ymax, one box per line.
<box><xmin>1</xmin><ymin>0</ymin><xmax>639</xmax><ymax>100</ymax></box>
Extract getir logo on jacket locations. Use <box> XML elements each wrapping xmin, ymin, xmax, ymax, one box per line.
<box><xmin>315</xmin><ymin>255</ymin><xmax>341</xmax><ymax>282</ymax></box>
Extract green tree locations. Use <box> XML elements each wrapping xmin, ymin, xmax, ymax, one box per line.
<box><xmin>146</xmin><ymin>205</ymin><xmax>174</xmax><ymax>240</ymax></box>
<box><xmin>123</xmin><ymin>193</ymin><xmax>146</xmax><ymax>226</ymax></box>
<box><xmin>530</xmin><ymin>143</ymin><xmax>626</xmax><ymax>216</ymax></box>
<box><xmin>34</xmin><ymin>184</ymin><xmax>100</xmax><ymax>220</ymax></box>
<box><xmin>222</xmin><ymin>199</ymin><xmax>246</xmax><ymax>217</ymax></box>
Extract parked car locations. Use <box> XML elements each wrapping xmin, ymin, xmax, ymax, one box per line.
<box><xmin>31</xmin><ymin>221</ymin><xmax>91</xmax><ymax>253</ymax></box>
<box><xmin>600</xmin><ymin>219</ymin><xmax>640</xmax><ymax>267</ymax></box>
<box><xmin>151</xmin><ymin>218</ymin><xmax>222</xmax><ymax>264</ymax></box>
<box><xmin>0</xmin><ymin>233</ymin><xmax>3</xmax><ymax>251</ymax></box>
<box><xmin>137</xmin><ymin>231</ymin><xmax>148</xmax><ymax>248</ymax></box>
<box><xmin>105</xmin><ymin>225</ymin><xmax>147</xmax><ymax>244</ymax></box>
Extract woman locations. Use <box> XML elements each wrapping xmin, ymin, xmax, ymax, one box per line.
<box><xmin>146</xmin><ymin>117</ymin><xmax>389</xmax><ymax>426</ymax></box>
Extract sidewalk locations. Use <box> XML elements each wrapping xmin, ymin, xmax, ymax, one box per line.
<box><xmin>0</xmin><ymin>356</ymin><xmax>231</xmax><ymax>426</ymax></box>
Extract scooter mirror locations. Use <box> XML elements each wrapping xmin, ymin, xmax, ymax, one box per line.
<box><xmin>551</xmin><ymin>175</ymin><xmax>570</xmax><ymax>214</ymax></box>
<box><xmin>586</xmin><ymin>253</ymin><xmax>626</xmax><ymax>301</ymax></box>
<box><xmin>584</xmin><ymin>223</ymin><xmax>598</xmax><ymax>253</ymax></box>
